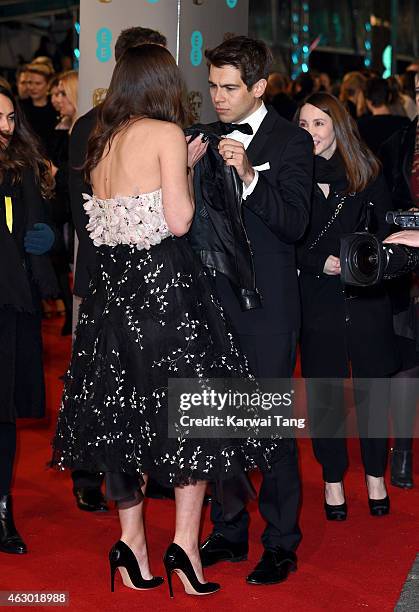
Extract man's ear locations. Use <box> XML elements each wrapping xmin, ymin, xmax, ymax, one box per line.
<box><xmin>252</xmin><ymin>78</ymin><xmax>267</xmax><ymax>99</ymax></box>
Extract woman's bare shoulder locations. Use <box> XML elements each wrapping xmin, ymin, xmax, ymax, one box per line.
<box><xmin>128</xmin><ymin>118</ymin><xmax>184</xmax><ymax>138</ymax></box>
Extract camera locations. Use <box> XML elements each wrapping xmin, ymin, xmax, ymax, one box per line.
<box><xmin>385</xmin><ymin>210</ymin><xmax>419</xmax><ymax>229</ymax></box>
<box><xmin>340</xmin><ymin>211</ymin><xmax>419</xmax><ymax>287</ymax></box>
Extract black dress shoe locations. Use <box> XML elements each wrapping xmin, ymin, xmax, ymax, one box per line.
<box><xmin>246</xmin><ymin>548</ymin><xmax>297</xmax><ymax>585</ymax></box>
<box><xmin>199</xmin><ymin>533</ymin><xmax>248</xmax><ymax>568</ymax></box>
<box><xmin>391</xmin><ymin>450</ymin><xmax>413</xmax><ymax>489</ymax></box>
<box><xmin>0</xmin><ymin>495</ymin><xmax>27</xmax><ymax>555</ymax></box>
<box><xmin>368</xmin><ymin>495</ymin><xmax>390</xmax><ymax>517</ymax></box>
<box><xmin>73</xmin><ymin>487</ymin><xmax>109</xmax><ymax>512</ymax></box>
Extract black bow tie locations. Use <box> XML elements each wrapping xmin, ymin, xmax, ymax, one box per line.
<box><xmin>220</xmin><ymin>122</ymin><xmax>253</xmax><ymax>136</ymax></box>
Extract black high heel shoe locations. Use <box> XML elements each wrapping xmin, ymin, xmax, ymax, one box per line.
<box><xmin>324</xmin><ymin>482</ymin><xmax>347</xmax><ymax>521</ymax></box>
<box><xmin>109</xmin><ymin>540</ymin><xmax>164</xmax><ymax>592</ymax></box>
<box><xmin>324</xmin><ymin>501</ymin><xmax>347</xmax><ymax>521</ymax></box>
<box><xmin>163</xmin><ymin>542</ymin><xmax>220</xmax><ymax>598</ymax></box>
<box><xmin>368</xmin><ymin>496</ymin><xmax>390</xmax><ymax>517</ymax></box>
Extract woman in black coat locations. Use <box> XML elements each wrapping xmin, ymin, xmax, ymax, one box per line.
<box><xmin>296</xmin><ymin>92</ymin><xmax>399</xmax><ymax>520</ymax></box>
<box><xmin>0</xmin><ymin>85</ymin><xmax>57</xmax><ymax>554</ymax></box>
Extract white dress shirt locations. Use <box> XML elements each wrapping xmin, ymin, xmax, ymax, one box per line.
<box><xmin>226</xmin><ymin>101</ymin><xmax>268</xmax><ymax>199</ymax></box>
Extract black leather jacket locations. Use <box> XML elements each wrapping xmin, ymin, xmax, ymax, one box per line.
<box><xmin>185</xmin><ymin>123</ymin><xmax>261</xmax><ymax>311</ymax></box>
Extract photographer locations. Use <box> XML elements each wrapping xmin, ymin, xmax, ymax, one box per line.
<box><xmin>379</xmin><ymin>71</ymin><xmax>419</xmax><ymax>488</ymax></box>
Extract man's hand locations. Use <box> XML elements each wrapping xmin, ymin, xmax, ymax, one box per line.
<box><xmin>383</xmin><ymin>230</ymin><xmax>419</xmax><ymax>248</ymax></box>
<box><xmin>218</xmin><ymin>137</ymin><xmax>255</xmax><ymax>187</ymax></box>
<box><xmin>323</xmin><ymin>255</ymin><xmax>341</xmax><ymax>275</ymax></box>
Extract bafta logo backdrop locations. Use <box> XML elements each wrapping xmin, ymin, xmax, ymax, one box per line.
<box><xmin>79</xmin><ymin>0</ymin><xmax>248</xmax><ymax>122</ymax></box>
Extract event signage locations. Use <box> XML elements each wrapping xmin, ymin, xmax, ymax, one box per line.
<box><xmin>79</xmin><ymin>0</ymin><xmax>248</xmax><ymax>122</ymax></box>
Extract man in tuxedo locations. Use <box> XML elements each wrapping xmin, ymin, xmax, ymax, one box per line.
<box><xmin>69</xmin><ymin>26</ymin><xmax>169</xmax><ymax>512</ymax></box>
<box><xmin>197</xmin><ymin>36</ymin><xmax>313</xmax><ymax>585</ymax></box>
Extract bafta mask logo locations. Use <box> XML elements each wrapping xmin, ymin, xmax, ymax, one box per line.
<box><xmin>93</xmin><ymin>88</ymin><xmax>108</xmax><ymax>107</ymax></box>
<box><xmin>187</xmin><ymin>90</ymin><xmax>203</xmax><ymax>123</ymax></box>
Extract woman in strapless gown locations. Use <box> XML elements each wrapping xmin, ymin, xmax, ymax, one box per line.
<box><xmin>51</xmin><ymin>45</ymin><xmax>282</xmax><ymax>598</ymax></box>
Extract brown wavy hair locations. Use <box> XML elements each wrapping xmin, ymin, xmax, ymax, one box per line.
<box><xmin>295</xmin><ymin>92</ymin><xmax>380</xmax><ymax>193</ymax></box>
<box><xmin>84</xmin><ymin>44</ymin><xmax>186</xmax><ymax>182</ymax></box>
<box><xmin>0</xmin><ymin>85</ymin><xmax>54</xmax><ymax>199</ymax></box>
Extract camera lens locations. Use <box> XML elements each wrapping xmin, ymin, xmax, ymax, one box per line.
<box><xmin>345</xmin><ymin>234</ymin><xmax>379</xmax><ymax>284</ymax></box>
<box><xmin>354</xmin><ymin>242</ymin><xmax>378</xmax><ymax>276</ymax></box>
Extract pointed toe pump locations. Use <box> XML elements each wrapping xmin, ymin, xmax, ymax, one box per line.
<box><xmin>163</xmin><ymin>543</ymin><xmax>220</xmax><ymax>598</ymax></box>
<box><xmin>109</xmin><ymin>540</ymin><xmax>163</xmax><ymax>592</ymax></box>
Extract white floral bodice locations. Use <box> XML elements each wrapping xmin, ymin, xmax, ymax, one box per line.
<box><xmin>83</xmin><ymin>189</ymin><xmax>172</xmax><ymax>251</ymax></box>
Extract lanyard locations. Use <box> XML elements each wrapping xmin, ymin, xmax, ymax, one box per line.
<box><xmin>4</xmin><ymin>196</ymin><xmax>12</xmax><ymax>232</ymax></box>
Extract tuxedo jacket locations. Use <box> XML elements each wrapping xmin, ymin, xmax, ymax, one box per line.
<box><xmin>214</xmin><ymin>106</ymin><xmax>313</xmax><ymax>335</ymax></box>
<box><xmin>69</xmin><ymin>106</ymin><xmax>98</xmax><ymax>297</ymax></box>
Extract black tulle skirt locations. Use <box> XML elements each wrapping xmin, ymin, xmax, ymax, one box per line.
<box><xmin>51</xmin><ymin>237</ymin><xmax>282</xmax><ymax>507</ymax></box>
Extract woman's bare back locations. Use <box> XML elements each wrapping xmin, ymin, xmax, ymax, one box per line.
<box><xmin>90</xmin><ymin>117</ymin><xmax>194</xmax><ymax>237</ymax></box>
<box><xmin>91</xmin><ymin>118</ymin><xmax>166</xmax><ymax>198</ymax></box>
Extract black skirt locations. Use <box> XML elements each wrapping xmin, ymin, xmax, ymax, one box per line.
<box><xmin>51</xmin><ymin>237</ymin><xmax>283</xmax><ymax>502</ymax></box>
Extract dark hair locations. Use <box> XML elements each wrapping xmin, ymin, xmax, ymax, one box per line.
<box><xmin>15</xmin><ymin>64</ymin><xmax>28</xmax><ymax>79</ymax></box>
<box><xmin>48</xmin><ymin>74</ymin><xmax>61</xmax><ymax>92</ymax></box>
<box><xmin>84</xmin><ymin>44</ymin><xmax>186</xmax><ymax>182</ymax></box>
<box><xmin>295</xmin><ymin>92</ymin><xmax>380</xmax><ymax>193</ymax></box>
<box><xmin>365</xmin><ymin>78</ymin><xmax>389</xmax><ymax>107</ymax></box>
<box><xmin>0</xmin><ymin>86</ymin><xmax>54</xmax><ymax>198</ymax></box>
<box><xmin>292</xmin><ymin>72</ymin><xmax>315</xmax><ymax>100</ymax></box>
<box><xmin>399</xmin><ymin>70</ymin><xmax>418</xmax><ymax>100</ymax></box>
<box><xmin>114</xmin><ymin>26</ymin><xmax>167</xmax><ymax>61</ymax></box>
<box><xmin>205</xmin><ymin>36</ymin><xmax>272</xmax><ymax>89</ymax></box>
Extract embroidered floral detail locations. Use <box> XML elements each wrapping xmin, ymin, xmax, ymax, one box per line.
<box><xmin>83</xmin><ymin>189</ymin><xmax>172</xmax><ymax>250</ymax></box>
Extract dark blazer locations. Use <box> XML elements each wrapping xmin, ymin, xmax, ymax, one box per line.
<box><xmin>380</xmin><ymin>116</ymin><xmax>417</xmax><ymax>209</ymax></box>
<box><xmin>380</xmin><ymin>117</ymin><xmax>419</xmax><ymax>365</ymax></box>
<box><xmin>214</xmin><ymin>106</ymin><xmax>313</xmax><ymax>335</ymax></box>
<box><xmin>69</xmin><ymin>106</ymin><xmax>98</xmax><ymax>297</ymax></box>
<box><xmin>297</xmin><ymin>173</ymin><xmax>400</xmax><ymax>378</ymax></box>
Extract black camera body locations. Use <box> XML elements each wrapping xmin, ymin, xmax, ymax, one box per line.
<box><xmin>340</xmin><ymin>211</ymin><xmax>419</xmax><ymax>287</ymax></box>
<box><xmin>385</xmin><ymin>210</ymin><xmax>419</xmax><ymax>229</ymax></box>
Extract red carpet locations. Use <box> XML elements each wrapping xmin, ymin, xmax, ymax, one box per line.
<box><xmin>2</xmin><ymin>317</ymin><xmax>418</xmax><ymax>611</ymax></box>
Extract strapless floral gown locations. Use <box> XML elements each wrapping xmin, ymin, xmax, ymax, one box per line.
<box><xmin>51</xmin><ymin>189</ymin><xmax>282</xmax><ymax>503</ymax></box>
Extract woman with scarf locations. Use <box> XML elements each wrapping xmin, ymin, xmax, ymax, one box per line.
<box><xmin>0</xmin><ymin>84</ymin><xmax>56</xmax><ymax>554</ymax></box>
<box><xmin>296</xmin><ymin>92</ymin><xmax>399</xmax><ymax>521</ymax></box>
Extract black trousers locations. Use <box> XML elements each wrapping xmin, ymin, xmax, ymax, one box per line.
<box><xmin>391</xmin><ymin>365</ymin><xmax>419</xmax><ymax>452</ymax></box>
<box><xmin>210</xmin><ymin>332</ymin><xmax>302</xmax><ymax>551</ymax></box>
<box><xmin>0</xmin><ymin>309</ymin><xmax>45</xmax><ymax>422</ymax></box>
<box><xmin>306</xmin><ymin>379</ymin><xmax>391</xmax><ymax>482</ymax></box>
<box><xmin>0</xmin><ymin>423</ymin><xmax>16</xmax><ymax>496</ymax></box>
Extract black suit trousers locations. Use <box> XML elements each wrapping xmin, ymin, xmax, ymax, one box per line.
<box><xmin>210</xmin><ymin>331</ymin><xmax>302</xmax><ymax>551</ymax></box>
